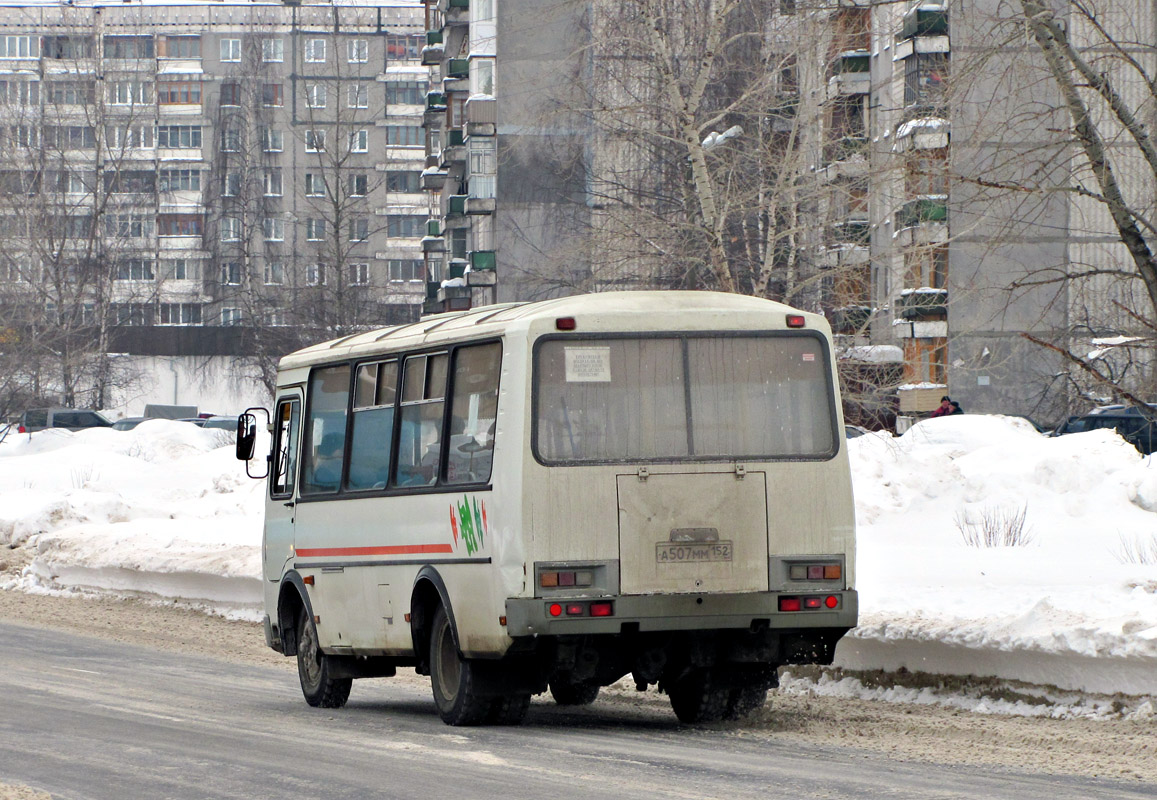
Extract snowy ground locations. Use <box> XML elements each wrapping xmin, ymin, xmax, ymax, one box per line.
<box><xmin>1</xmin><ymin>415</ymin><xmax>1155</xmax><ymax>714</ymax></box>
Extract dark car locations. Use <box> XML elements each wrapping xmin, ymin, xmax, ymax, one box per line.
<box><xmin>17</xmin><ymin>408</ymin><xmax>113</xmax><ymax>433</ymax></box>
<box><xmin>111</xmin><ymin>417</ymin><xmax>147</xmax><ymax>431</ymax></box>
<box><xmin>1054</xmin><ymin>404</ymin><xmax>1156</xmax><ymax>455</ymax></box>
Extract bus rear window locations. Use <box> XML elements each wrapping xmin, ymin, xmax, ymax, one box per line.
<box><xmin>534</xmin><ymin>335</ymin><xmax>835</xmax><ymax>463</ymax></box>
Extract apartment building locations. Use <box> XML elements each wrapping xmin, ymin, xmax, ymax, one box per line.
<box><xmin>0</xmin><ymin>0</ymin><xmax>428</xmax><ymax>404</ymax></box>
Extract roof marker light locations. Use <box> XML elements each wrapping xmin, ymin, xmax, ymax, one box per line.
<box><xmin>786</xmin><ymin>314</ymin><xmax>806</xmax><ymax>328</ymax></box>
<box><xmin>556</xmin><ymin>317</ymin><xmax>577</xmax><ymax>331</ymax></box>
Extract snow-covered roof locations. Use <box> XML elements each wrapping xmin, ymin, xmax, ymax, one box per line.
<box><xmin>896</xmin><ymin>117</ymin><xmax>949</xmax><ymax>139</ymax></box>
<box><xmin>841</xmin><ymin>344</ymin><xmax>904</xmax><ymax>364</ymax></box>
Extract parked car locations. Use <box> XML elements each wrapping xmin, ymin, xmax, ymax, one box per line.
<box><xmin>111</xmin><ymin>416</ymin><xmax>147</xmax><ymax>431</ymax></box>
<box><xmin>844</xmin><ymin>424</ymin><xmax>870</xmax><ymax>438</ymax></box>
<box><xmin>176</xmin><ymin>417</ymin><xmax>207</xmax><ymax>427</ymax></box>
<box><xmin>17</xmin><ymin>408</ymin><xmax>113</xmax><ymax>433</ymax></box>
<box><xmin>1054</xmin><ymin>404</ymin><xmax>1156</xmax><ymax>455</ymax></box>
<box><xmin>201</xmin><ymin>416</ymin><xmax>238</xmax><ymax>431</ymax></box>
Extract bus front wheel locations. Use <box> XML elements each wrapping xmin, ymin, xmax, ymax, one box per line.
<box><xmin>296</xmin><ymin>611</ymin><xmax>352</xmax><ymax>708</ymax></box>
<box><xmin>429</xmin><ymin>605</ymin><xmax>494</xmax><ymax>726</ymax></box>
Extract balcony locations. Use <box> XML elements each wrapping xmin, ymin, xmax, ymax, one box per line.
<box><xmin>447</xmin><ymin>194</ymin><xmax>467</xmax><ymax>216</ymax></box>
<box><xmin>465</xmin><ymin>196</ymin><xmax>495</xmax><ymax>215</ymax></box>
<box><xmin>829</xmin><ymin>50</ymin><xmax>870</xmax><ymax>95</ymax></box>
<box><xmin>425</xmin><ymin>92</ymin><xmax>447</xmax><ymax>112</ymax></box>
<box><xmin>829</xmin><ymin>305</ymin><xmax>872</xmax><ymax>334</ymax></box>
<box><xmin>422</xmin><ymin>219</ymin><xmax>445</xmax><ymax>253</ymax></box>
<box><xmin>895</xmin><ymin>287</ymin><xmax>947</xmax><ymax>320</ymax></box>
<box><xmin>447</xmin><ymin>58</ymin><xmax>469</xmax><ymax>79</ymax></box>
<box><xmin>897</xmin><ymin>196</ymin><xmax>947</xmax><ymax>229</ymax></box>
<box><xmin>822</xmin><ymin>135</ymin><xmax>868</xmax><ymax>167</ymax></box>
<box><xmin>900</xmin><ymin>7</ymin><xmax>949</xmax><ymax>40</ymax></box>
<box><xmin>470</xmin><ymin>250</ymin><xmax>496</xmax><ymax>271</ymax></box>
<box><xmin>421</xmin><ymin>30</ymin><xmax>444</xmax><ymax>65</ymax></box>
<box><xmin>829</xmin><ymin>220</ymin><xmax>870</xmax><ymax>245</ymax></box>
<box><xmin>895</xmin><ymin>117</ymin><xmax>949</xmax><ymax>151</ymax></box>
<box><xmin>420</xmin><ymin>166</ymin><xmax>449</xmax><ymax>191</ymax></box>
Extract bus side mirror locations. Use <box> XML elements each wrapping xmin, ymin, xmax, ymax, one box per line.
<box><xmin>236</xmin><ymin>413</ymin><xmax>257</xmax><ymax>461</ymax></box>
<box><xmin>237</xmin><ymin>407</ymin><xmax>270</xmax><ymax>479</ymax></box>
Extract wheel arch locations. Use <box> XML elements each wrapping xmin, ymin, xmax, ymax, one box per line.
<box><xmin>277</xmin><ymin>571</ymin><xmax>315</xmax><ymax>657</ymax></box>
<box><xmin>410</xmin><ymin>566</ymin><xmax>456</xmax><ymax>674</ymax></box>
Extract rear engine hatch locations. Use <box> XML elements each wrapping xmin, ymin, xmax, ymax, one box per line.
<box><xmin>617</xmin><ymin>471</ymin><xmax>768</xmax><ymax>595</ymax></box>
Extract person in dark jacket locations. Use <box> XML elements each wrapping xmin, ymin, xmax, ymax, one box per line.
<box><xmin>950</xmin><ymin>400</ymin><xmax>964</xmax><ymax>415</ymax></box>
<box><xmin>929</xmin><ymin>396</ymin><xmax>953</xmax><ymax>418</ymax></box>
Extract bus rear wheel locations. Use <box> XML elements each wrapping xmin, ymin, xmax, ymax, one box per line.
<box><xmin>296</xmin><ymin>611</ymin><xmax>352</xmax><ymax>709</ymax></box>
<box><xmin>429</xmin><ymin>606</ymin><xmax>496</xmax><ymax>726</ymax></box>
<box><xmin>667</xmin><ymin>668</ymin><xmax>730</xmax><ymax>723</ymax></box>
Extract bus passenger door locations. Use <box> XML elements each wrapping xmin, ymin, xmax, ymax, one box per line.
<box><xmin>265</xmin><ymin>392</ymin><xmax>302</xmax><ymax>583</ymax></box>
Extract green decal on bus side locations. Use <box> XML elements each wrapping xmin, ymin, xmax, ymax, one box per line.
<box><xmin>450</xmin><ymin>496</ymin><xmax>488</xmax><ymax>555</ymax></box>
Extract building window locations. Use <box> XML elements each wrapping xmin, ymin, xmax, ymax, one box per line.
<box><xmin>157</xmin><ymin>214</ymin><xmax>204</xmax><ymax>237</ymax></box>
<box><xmin>348</xmin><ymin>218</ymin><xmax>369</xmax><ymax>242</ymax></box>
<box><xmin>265</xmin><ymin>262</ymin><xmax>284</xmax><ymax>285</ymax></box>
<box><xmin>349</xmin><ymin>263</ymin><xmax>369</xmax><ymax>285</ymax></box>
<box><xmin>261</xmin><ymin>38</ymin><xmax>284</xmax><ymax>63</ymax></box>
<box><xmin>0</xmin><ymin>80</ymin><xmax>39</xmax><ymax>105</ymax></box>
<box><xmin>43</xmin><ymin>35</ymin><xmax>93</xmax><ymax>60</ymax></box>
<box><xmin>157</xmin><ymin>125</ymin><xmax>202</xmax><ymax>149</ymax></box>
<box><xmin>263</xmin><ymin>169</ymin><xmax>282</xmax><ymax>197</ymax></box>
<box><xmin>385</xmin><ymin>34</ymin><xmax>422</xmax><ymax>60</ymax></box>
<box><xmin>386</xmin><ymin>81</ymin><xmax>424</xmax><ymax>105</ymax></box>
<box><xmin>306</xmin><ymin>84</ymin><xmax>327</xmax><ymax>109</ymax></box>
<box><xmin>385</xmin><ymin>126</ymin><xmax>422</xmax><ymax>147</ymax></box>
<box><xmin>159</xmin><ymin>35</ymin><xmax>200</xmax><ymax>59</ymax></box>
<box><xmin>388</xmin><ymin>259</ymin><xmax>423</xmax><ymax>282</ymax></box>
<box><xmin>348</xmin><ymin>173</ymin><xmax>368</xmax><ymax>197</ymax></box>
<box><xmin>159</xmin><ymin>303</ymin><xmax>202</xmax><ymax>325</ymax></box>
<box><xmin>47</xmin><ymin>124</ymin><xmax>95</xmax><ymax>148</ymax></box>
<box><xmin>348</xmin><ymin>84</ymin><xmax>369</xmax><ymax>109</ymax></box>
<box><xmin>162</xmin><ymin>258</ymin><xmax>199</xmax><ymax>280</ymax></box>
<box><xmin>220</xmin><ymin>82</ymin><xmax>242</xmax><ymax>106</ymax></box>
<box><xmin>47</xmin><ymin>81</ymin><xmax>95</xmax><ymax>106</ymax></box>
<box><xmin>260</xmin><ymin>128</ymin><xmax>283</xmax><ymax>152</ymax></box>
<box><xmin>304</xmin><ymin>38</ymin><xmax>326</xmax><ymax>63</ymax></box>
<box><xmin>306</xmin><ymin>219</ymin><xmax>326</xmax><ymax>241</ymax></box>
<box><xmin>158</xmin><ymin>168</ymin><xmax>201</xmax><ymax>193</ymax></box>
<box><xmin>904</xmin><ymin>53</ymin><xmax>949</xmax><ymax>111</ymax></box>
<box><xmin>387</xmin><ymin>171</ymin><xmax>420</xmax><ymax>193</ymax></box>
<box><xmin>221</xmin><ymin>128</ymin><xmax>242</xmax><ymax>152</ymax></box>
<box><xmin>221</xmin><ymin>307</ymin><xmax>242</xmax><ymax>326</ymax></box>
<box><xmin>305</xmin><ymin>130</ymin><xmax>326</xmax><ymax>152</ymax></box>
<box><xmin>263</xmin><ymin>217</ymin><xmax>284</xmax><ymax>241</ymax></box>
<box><xmin>106</xmin><ymin>124</ymin><xmax>154</xmax><ymax>150</ymax></box>
<box><xmin>157</xmin><ymin>79</ymin><xmax>202</xmax><ymax>106</ymax></box>
<box><xmin>220</xmin><ymin>217</ymin><xmax>242</xmax><ymax>242</ymax></box>
<box><xmin>0</xmin><ymin>35</ymin><xmax>38</xmax><ymax>59</ymax></box>
<box><xmin>348</xmin><ymin>38</ymin><xmax>369</xmax><ymax>63</ymax></box>
<box><xmin>903</xmin><ymin>338</ymin><xmax>947</xmax><ymax>385</ymax></box>
<box><xmin>108</xmin><ymin>81</ymin><xmax>151</xmax><ymax>106</ymax></box>
<box><xmin>266</xmin><ymin>309</ymin><xmax>287</xmax><ymax>327</ymax></box>
<box><xmin>222</xmin><ymin>172</ymin><xmax>242</xmax><ymax>197</ymax></box>
<box><xmin>104</xmin><ymin>170</ymin><xmax>156</xmax><ymax>194</ymax></box>
<box><xmin>105</xmin><ymin>214</ymin><xmax>154</xmax><ymax>239</ymax></box>
<box><xmin>262</xmin><ymin>83</ymin><xmax>283</xmax><ymax>107</ymax></box>
<box><xmin>220</xmin><ymin>38</ymin><xmax>241</xmax><ymax>62</ymax></box>
<box><xmin>103</xmin><ymin>36</ymin><xmax>154</xmax><ymax>59</ymax></box>
<box><xmin>348</xmin><ymin>130</ymin><xmax>369</xmax><ymax>153</ymax></box>
<box><xmin>307</xmin><ymin>263</ymin><xmax>326</xmax><ymax>285</ymax></box>
<box><xmin>115</xmin><ymin>258</ymin><xmax>155</xmax><ymax>281</ymax></box>
<box><xmin>220</xmin><ymin>262</ymin><xmax>242</xmax><ymax>285</ymax></box>
<box><xmin>387</xmin><ymin>216</ymin><xmax>424</xmax><ymax>238</ymax></box>
<box><xmin>305</xmin><ymin>173</ymin><xmax>326</xmax><ymax>197</ymax></box>
<box><xmin>113</xmin><ymin>303</ymin><xmax>154</xmax><ymax>326</ymax></box>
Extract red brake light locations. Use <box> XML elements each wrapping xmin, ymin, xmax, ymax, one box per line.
<box><xmin>589</xmin><ymin>601</ymin><xmax>614</xmax><ymax>617</ymax></box>
<box><xmin>804</xmin><ymin>597</ymin><xmax>823</xmax><ymax>610</ymax></box>
<box><xmin>556</xmin><ymin>317</ymin><xmax>577</xmax><ymax>331</ymax></box>
<box><xmin>548</xmin><ymin>603</ymin><xmax>563</xmax><ymax>617</ymax></box>
<box><xmin>779</xmin><ymin>597</ymin><xmax>801</xmax><ymax>612</ymax></box>
<box><xmin>17</xmin><ymin>425</ymin><xmax>25</xmax><ymax>433</ymax></box>
<box><xmin>825</xmin><ymin>595</ymin><xmax>840</xmax><ymax>609</ymax></box>
<box><xmin>786</xmin><ymin>314</ymin><xmax>806</xmax><ymax>328</ymax></box>
<box><xmin>565</xmin><ymin>603</ymin><xmax>584</xmax><ymax>616</ymax></box>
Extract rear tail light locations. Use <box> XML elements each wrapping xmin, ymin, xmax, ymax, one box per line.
<box><xmin>540</xmin><ymin>570</ymin><xmax>594</xmax><ymax>589</ymax></box>
<box><xmin>789</xmin><ymin>563</ymin><xmax>842</xmax><ymax>582</ymax></box>
<box><xmin>779</xmin><ymin>595</ymin><xmax>841</xmax><ymax>612</ymax></box>
<box><xmin>545</xmin><ymin>600</ymin><xmax>615</xmax><ymax>618</ymax></box>
<box><xmin>17</xmin><ymin>425</ymin><xmax>25</xmax><ymax>433</ymax></box>
<box><xmin>589</xmin><ymin>602</ymin><xmax>613</xmax><ymax>617</ymax></box>
<box><xmin>779</xmin><ymin>597</ymin><xmax>802</xmax><ymax>612</ymax></box>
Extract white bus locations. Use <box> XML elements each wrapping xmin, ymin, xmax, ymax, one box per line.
<box><xmin>237</xmin><ymin>291</ymin><xmax>857</xmax><ymax>725</ymax></box>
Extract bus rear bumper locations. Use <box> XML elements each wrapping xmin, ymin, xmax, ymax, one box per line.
<box><xmin>505</xmin><ymin>589</ymin><xmax>858</xmax><ymax>638</ymax></box>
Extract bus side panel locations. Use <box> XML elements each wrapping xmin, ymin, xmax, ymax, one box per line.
<box><xmin>764</xmin><ymin>458</ymin><xmax>856</xmax><ymax>588</ymax></box>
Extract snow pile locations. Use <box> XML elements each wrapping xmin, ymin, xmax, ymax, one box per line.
<box><xmin>0</xmin><ymin>413</ymin><xmax>1155</xmax><ymax>696</ymax></box>
<box><xmin>0</xmin><ymin>422</ymin><xmax>263</xmax><ymax>618</ymax></box>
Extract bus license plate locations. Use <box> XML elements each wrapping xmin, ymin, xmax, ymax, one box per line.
<box><xmin>656</xmin><ymin>542</ymin><xmax>733</xmax><ymax>563</ymax></box>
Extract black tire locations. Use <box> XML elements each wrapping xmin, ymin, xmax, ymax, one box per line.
<box><xmin>548</xmin><ymin>680</ymin><xmax>600</xmax><ymax>706</ymax></box>
<box><xmin>487</xmin><ymin>693</ymin><xmax>532</xmax><ymax>725</ymax></box>
<box><xmin>296</xmin><ymin>611</ymin><xmax>352</xmax><ymax>709</ymax></box>
<box><xmin>429</xmin><ymin>605</ymin><xmax>493</xmax><ymax>726</ymax></box>
<box><xmin>667</xmin><ymin>669</ymin><xmax>730</xmax><ymax>724</ymax></box>
<box><xmin>725</xmin><ymin>685</ymin><xmax>768</xmax><ymax>720</ymax></box>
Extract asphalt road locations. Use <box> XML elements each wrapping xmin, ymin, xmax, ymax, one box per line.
<box><xmin>0</xmin><ymin>621</ymin><xmax>1152</xmax><ymax>800</ymax></box>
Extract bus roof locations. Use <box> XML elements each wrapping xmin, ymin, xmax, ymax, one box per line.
<box><xmin>278</xmin><ymin>291</ymin><xmax>827</xmax><ymax>371</ymax></box>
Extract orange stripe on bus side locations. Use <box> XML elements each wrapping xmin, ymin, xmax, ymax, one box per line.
<box><xmin>294</xmin><ymin>544</ymin><xmax>455</xmax><ymax>557</ymax></box>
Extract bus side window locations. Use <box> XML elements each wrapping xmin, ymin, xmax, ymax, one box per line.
<box><xmin>271</xmin><ymin>398</ymin><xmax>300</xmax><ymax>497</ymax></box>
<box><xmin>395</xmin><ymin>353</ymin><xmax>447</xmax><ymax>487</ymax></box>
<box><xmin>301</xmin><ymin>364</ymin><xmax>351</xmax><ymax>494</ymax></box>
<box><xmin>347</xmin><ymin>360</ymin><xmax>398</xmax><ymax>490</ymax></box>
<box><xmin>446</xmin><ymin>342</ymin><xmax>501</xmax><ymax>484</ymax></box>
